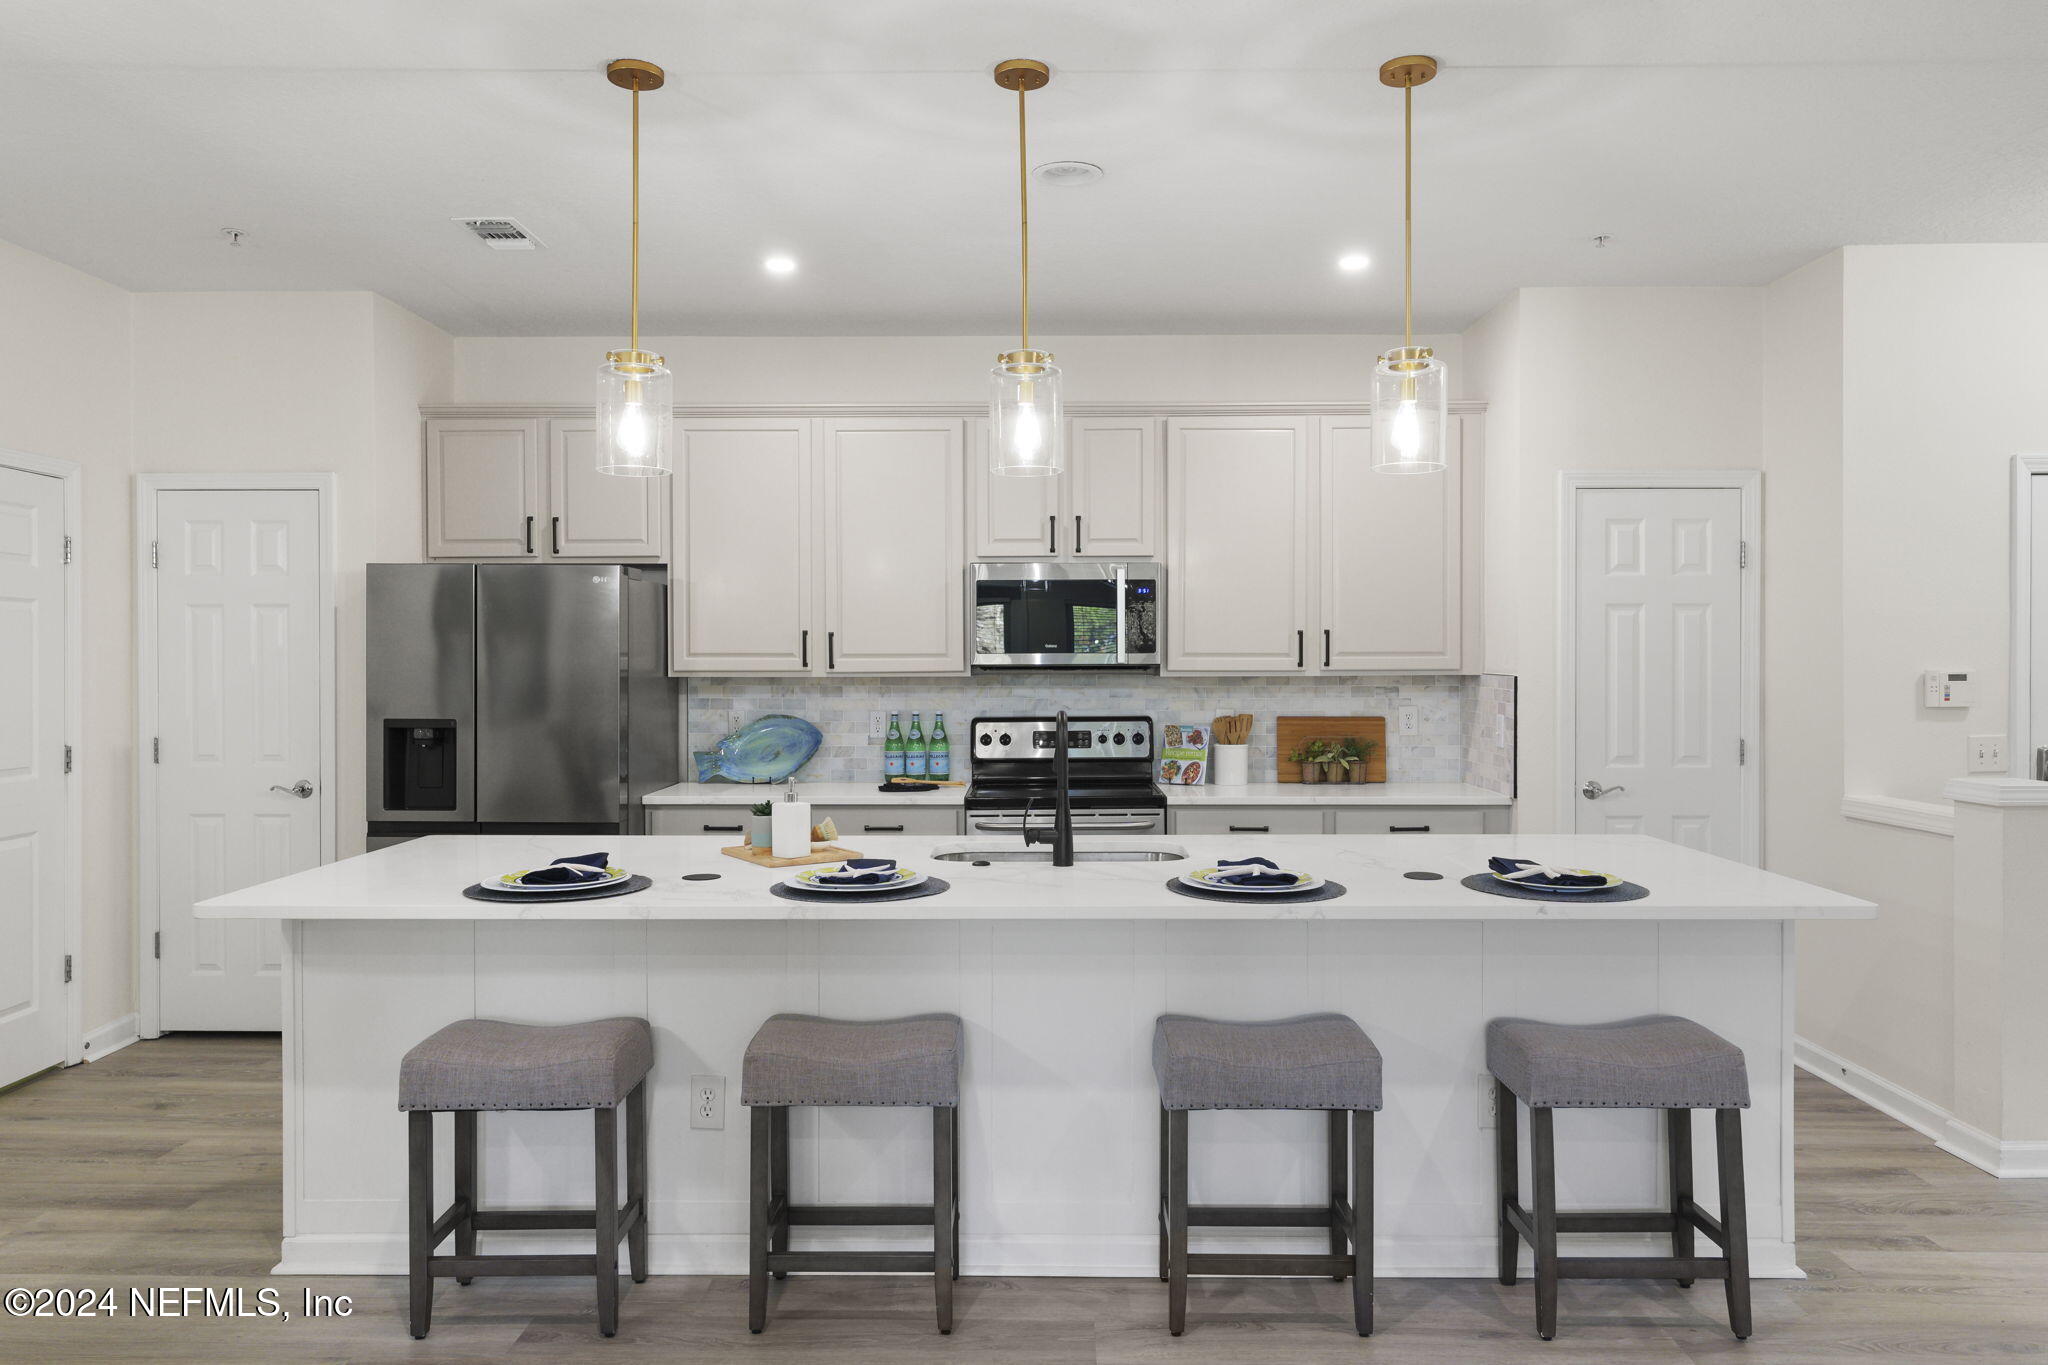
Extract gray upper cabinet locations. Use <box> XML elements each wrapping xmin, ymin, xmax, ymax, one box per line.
<box><xmin>971</xmin><ymin>415</ymin><xmax>1163</xmax><ymax>559</ymax></box>
<box><xmin>425</xmin><ymin>415</ymin><xmax>665</xmax><ymax>562</ymax></box>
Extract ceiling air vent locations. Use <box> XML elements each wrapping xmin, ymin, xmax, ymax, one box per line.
<box><xmin>454</xmin><ymin>218</ymin><xmax>541</xmax><ymax>250</ymax></box>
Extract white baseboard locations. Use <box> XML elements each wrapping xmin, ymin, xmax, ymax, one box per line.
<box><xmin>81</xmin><ymin>1013</ymin><xmax>139</xmax><ymax>1062</ymax></box>
<box><xmin>1794</xmin><ymin>1035</ymin><xmax>2048</xmax><ymax>1179</ymax></box>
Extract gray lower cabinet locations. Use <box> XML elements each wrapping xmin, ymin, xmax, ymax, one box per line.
<box><xmin>647</xmin><ymin>803</ymin><xmax>961</xmax><ymax>838</ymax></box>
<box><xmin>1169</xmin><ymin>807</ymin><xmax>1326</xmax><ymax>836</ymax></box>
<box><xmin>1169</xmin><ymin>805</ymin><xmax>1508</xmax><ymax>836</ymax></box>
<box><xmin>1331</xmin><ymin>807</ymin><xmax>1497</xmax><ymax>836</ymax></box>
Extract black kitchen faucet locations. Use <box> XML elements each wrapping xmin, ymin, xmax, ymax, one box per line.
<box><xmin>1022</xmin><ymin>709</ymin><xmax>1077</xmax><ymax>867</ymax></box>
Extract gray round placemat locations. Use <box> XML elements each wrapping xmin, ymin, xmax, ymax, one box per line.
<box><xmin>1459</xmin><ymin>874</ymin><xmax>1649</xmax><ymax>904</ymax></box>
<box><xmin>463</xmin><ymin>874</ymin><xmax>653</xmax><ymax>904</ymax></box>
<box><xmin>769</xmin><ymin>876</ymin><xmax>953</xmax><ymax>905</ymax></box>
<box><xmin>1164</xmin><ymin>877</ymin><xmax>1348</xmax><ymax>905</ymax></box>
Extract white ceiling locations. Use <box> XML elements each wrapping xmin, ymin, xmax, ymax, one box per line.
<box><xmin>2</xmin><ymin>1</ymin><xmax>2045</xmax><ymax>336</ymax></box>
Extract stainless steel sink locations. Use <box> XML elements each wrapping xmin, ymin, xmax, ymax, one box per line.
<box><xmin>930</xmin><ymin>842</ymin><xmax>1187</xmax><ymax>864</ymax></box>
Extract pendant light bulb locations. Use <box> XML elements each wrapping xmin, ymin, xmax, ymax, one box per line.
<box><xmin>1371</xmin><ymin>55</ymin><xmax>1448</xmax><ymax>475</ymax></box>
<box><xmin>597</xmin><ymin>58</ymin><xmax>673</xmax><ymax>478</ymax></box>
<box><xmin>990</xmin><ymin>59</ymin><xmax>1064</xmax><ymax>478</ymax></box>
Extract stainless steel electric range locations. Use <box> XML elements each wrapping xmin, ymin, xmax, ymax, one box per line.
<box><xmin>963</xmin><ymin>715</ymin><xmax>1166</xmax><ymax>836</ymax></box>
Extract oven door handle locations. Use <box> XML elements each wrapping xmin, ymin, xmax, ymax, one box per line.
<box><xmin>972</xmin><ymin>817</ymin><xmax>1160</xmax><ymax>833</ymax></box>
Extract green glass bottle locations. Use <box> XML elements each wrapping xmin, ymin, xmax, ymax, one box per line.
<box><xmin>906</xmin><ymin>712</ymin><xmax>928</xmax><ymax>779</ymax></box>
<box><xmin>884</xmin><ymin>712</ymin><xmax>906</xmax><ymax>779</ymax></box>
<box><xmin>929</xmin><ymin>712</ymin><xmax>951</xmax><ymax>780</ymax></box>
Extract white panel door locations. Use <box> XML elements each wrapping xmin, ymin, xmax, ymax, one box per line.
<box><xmin>1572</xmin><ymin>487</ymin><xmax>1745</xmax><ymax>855</ymax></box>
<box><xmin>425</xmin><ymin>417</ymin><xmax>540</xmax><ymax>558</ymax></box>
<box><xmin>2031</xmin><ymin>474</ymin><xmax>2048</xmax><ymax>775</ymax></box>
<box><xmin>821</xmin><ymin>418</ymin><xmax>965</xmax><ymax>673</ymax></box>
<box><xmin>547</xmin><ymin>418</ymin><xmax>667</xmax><ymax>560</ymax></box>
<box><xmin>1320</xmin><ymin>415</ymin><xmax>1462</xmax><ymax>671</ymax></box>
<box><xmin>156</xmin><ymin>490</ymin><xmax>324</xmax><ymax>1030</ymax></box>
<box><xmin>1070</xmin><ymin>416</ymin><xmax>1162</xmax><ymax>558</ymax></box>
<box><xmin>671</xmin><ymin>419</ymin><xmax>816</xmax><ymax>673</ymax></box>
<box><xmin>0</xmin><ymin>468</ymin><xmax>68</xmax><ymax>1085</ymax></box>
<box><xmin>1165</xmin><ymin>417</ymin><xmax>1312</xmax><ymax>673</ymax></box>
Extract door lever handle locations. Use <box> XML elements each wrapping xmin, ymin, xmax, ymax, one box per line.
<box><xmin>270</xmin><ymin>780</ymin><xmax>315</xmax><ymax>799</ymax></box>
<box><xmin>1579</xmin><ymin>779</ymin><xmax>1625</xmax><ymax>800</ymax></box>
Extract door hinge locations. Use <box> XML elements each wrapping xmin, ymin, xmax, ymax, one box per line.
<box><xmin>63</xmin><ymin>744</ymin><xmax>72</xmax><ymax>774</ymax></box>
<box><xmin>153</xmin><ymin>737</ymin><xmax>160</xmax><ymax>764</ymax></box>
<box><xmin>154</xmin><ymin>932</ymin><xmax>162</xmax><ymax>960</ymax></box>
<box><xmin>63</xmin><ymin>535</ymin><xmax>73</xmax><ymax>565</ymax></box>
<box><xmin>150</xmin><ymin>540</ymin><xmax>159</xmax><ymax>569</ymax></box>
<box><xmin>1739</xmin><ymin>737</ymin><xmax>1748</xmax><ymax>765</ymax></box>
<box><xmin>1739</xmin><ymin>539</ymin><xmax>1749</xmax><ymax>569</ymax></box>
<box><xmin>63</xmin><ymin>954</ymin><xmax>72</xmax><ymax>984</ymax></box>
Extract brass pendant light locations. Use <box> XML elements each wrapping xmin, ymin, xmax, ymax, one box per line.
<box><xmin>1372</xmin><ymin>55</ymin><xmax>1448</xmax><ymax>474</ymax></box>
<box><xmin>989</xmin><ymin>58</ymin><xmax>1063</xmax><ymax>478</ymax></box>
<box><xmin>596</xmin><ymin>57</ymin><xmax>673</xmax><ymax>477</ymax></box>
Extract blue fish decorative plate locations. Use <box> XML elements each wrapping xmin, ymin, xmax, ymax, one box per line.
<box><xmin>694</xmin><ymin>714</ymin><xmax>823</xmax><ymax>783</ymax></box>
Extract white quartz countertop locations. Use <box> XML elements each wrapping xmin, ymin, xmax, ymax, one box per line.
<box><xmin>197</xmin><ymin>834</ymin><xmax>1873</xmax><ymax>923</ymax></box>
<box><xmin>643</xmin><ymin>780</ymin><xmax>1511</xmax><ymax>808</ymax></box>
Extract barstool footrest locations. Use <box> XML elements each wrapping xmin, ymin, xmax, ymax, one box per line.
<box><xmin>766</xmin><ymin>1250</ymin><xmax>935</xmax><ymax>1274</ymax></box>
<box><xmin>467</xmin><ymin>1200</ymin><xmax>643</xmax><ymax>1234</ymax></box>
<box><xmin>1185</xmin><ymin>1252</ymin><xmax>1356</xmax><ymax>1277</ymax></box>
<box><xmin>1560</xmin><ymin>1256</ymin><xmax>1732</xmax><ymax>1280</ymax></box>
<box><xmin>784</xmin><ymin>1203</ymin><xmax>935</xmax><ymax>1226</ymax></box>
<box><xmin>1186</xmin><ymin>1203</ymin><xmax>1340</xmax><ymax>1229</ymax></box>
<box><xmin>1504</xmin><ymin>1199</ymin><xmax>1735</xmax><ymax>1251</ymax></box>
<box><xmin>429</xmin><ymin>1253</ymin><xmax>600</xmax><ymax>1278</ymax></box>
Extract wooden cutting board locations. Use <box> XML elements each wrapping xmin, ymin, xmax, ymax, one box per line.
<box><xmin>1275</xmin><ymin>716</ymin><xmax>1388</xmax><ymax>783</ymax></box>
<box><xmin>720</xmin><ymin>842</ymin><xmax>865</xmax><ymax>870</ymax></box>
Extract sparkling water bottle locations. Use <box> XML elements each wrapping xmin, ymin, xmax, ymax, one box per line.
<box><xmin>884</xmin><ymin>712</ymin><xmax>905</xmax><ymax>779</ymax></box>
<box><xmin>929</xmin><ymin>712</ymin><xmax>951</xmax><ymax>780</ymax></box>
<box><xmin>906</xmin><ymin>712</ymin><xmax>928</xmax><ymax>779</ymax></box>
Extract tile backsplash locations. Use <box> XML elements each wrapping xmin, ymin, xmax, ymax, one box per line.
<box><xmin>683</xmin><ymin>673</ymin><xmax>1516</xmax><ymax>788</ymax></box>
<box><xmin>1461</xmin><ymin>673</ymin><xmax>1517</xmax><ymax>796</ymax></box>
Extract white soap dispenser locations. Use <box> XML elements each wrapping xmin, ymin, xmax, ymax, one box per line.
<box><xmin>771</xmin><ymin>779</ymin><xmax>813</xmax><ymax>860</ymax></box>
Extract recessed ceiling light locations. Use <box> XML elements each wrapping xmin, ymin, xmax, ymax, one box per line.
<box><xmin>1033</xmin><ymin>160</ymin><xmax>1103</xmax><ymax>187</ymax></box>
<box><xmin>1337</xmin><ymin>252</ymin><xmax>1371</xmax><ymax>273</ymax></box>
<box><xmin>763</xmin><ymin>255</ymin><xmax>798</xmax><ymax>275</ymax></box>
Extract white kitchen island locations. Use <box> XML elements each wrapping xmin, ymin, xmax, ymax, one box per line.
<box><xmin>195</xmin><ymin>833</ymin><xmax>1872</xmax><ymax>1281</ymax></box>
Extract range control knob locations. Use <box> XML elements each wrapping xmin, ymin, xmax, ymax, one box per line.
<box><xmin>1097</xmin><ymin>733</ymin><xmax>1109</xmax><ymax>745</ymax></box>
<box><xmin>1113</xmin><ymin>732</ymin><xmax>1126</xmax><ymax>745</ymax></box>
<box><xmin>977</xmin><ymin>732</ymin><xmax>992</xmax><ymax>746</ymax></box>
<box><xmin>999</xmin><ymin>733</ymin><xmax>1012</xmax><ymax>746</ymax></box>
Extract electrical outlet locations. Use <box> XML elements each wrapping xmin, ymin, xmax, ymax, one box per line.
<box><xmin>689</xmin><ymin>1074</ymin><xmax>725</xmax><ymax>1130</ymax></box>
<box><xmin>869</xmin><ymin>710</ymin><xmax>887</xmax><ymax>742</ymax></box>
<box><xmin>1968</xmin><ymin>734</ymin><xmax>2006</xmax><ymax>773</ymax></box>
<box><xmin>1398</xmin><ymin>705</ymin><xmax>1420</xmax><ymax>737</ymax></box>
<box><xmin>1478</xmin><ymin>1073</ymin><xmax>1497</xmax><ymax>1129</ymax></box>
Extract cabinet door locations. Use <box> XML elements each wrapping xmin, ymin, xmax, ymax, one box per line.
<box><xmin>1170</xmin><ymin>806</ymin><xmax>1326</xmax><ymax>835</ymax></box>
<box><xmin>1330</xmin><ymin>807</ymin><xmax>1488</xmax><ymax>835</ymax></box>
<box><xmin>1070</xmin><ymin>416</ymin><xmax>1162</xmax><ymax>558</ymax></box>
<box><xmin>670</xmin><ymin>419</ymin><xmax>816</xmax><ymax>673</ymax></box>
<box><xmin>1319</xmin><ymin>415</ymin><xmax>1462</xmax><ymax>670</ymax></box>
<box><xmin>425</xmin><ymin>417</ymin><xmax>540</xmax><ymax>558</ymax></box>
<box><xmin>647</xmin><ymin>806</ymin><xmax>752</xmax><ymax>837</ymax></box>
<box><xmin>1165</xmin><ymin>417</ymin><xmax>1313</xmax><ymax>672</ymax></box>
<box><xmin>821</xmin><ymin>418</ymin><xmax>966</xmax><ymax>673</ymax></box>
<box><xmin>811</xmin><ymin>805</ymin><xmax>961</xmax><ymax>838</ymax></box>
<box><xmin>547</xmin><ymin>418</ymin><xmax>667</xmax><ymax>560</ymax></box>
<box><xmin>969</xmin><ymin>416</ymin><xmax>1062</xmax><ymax>558</ymax></box>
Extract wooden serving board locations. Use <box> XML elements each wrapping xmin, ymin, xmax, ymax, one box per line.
<box><xmin>1275</xmin><ymin>716</ymin><xmax>1388</xmax><ymax>783</ymax></box>
<box><xmin>720</xmin><ymin>842</ymin><xmax>865</xmax><ymax>870</ymax></box>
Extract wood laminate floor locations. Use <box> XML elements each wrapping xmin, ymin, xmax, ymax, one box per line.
<box><xmin>1</xmin><ymin>1036</ymin><xmax>2044</xmax><ymax>1361</ymax></box>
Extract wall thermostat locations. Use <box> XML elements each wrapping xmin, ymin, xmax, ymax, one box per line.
<box><xmin>1922</xmin><ymin>670</ymin><xmax>1973</xmax><ymax>708</ymax></box>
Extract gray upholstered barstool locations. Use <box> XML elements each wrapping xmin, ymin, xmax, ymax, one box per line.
<box><xmin>741</xmin><ymin>1012</ymin><xmax>963</xmax><ymax>1335</ymax></box>
<box><xmin>398</xmin><ymin>1017</ymin><xmax>652</xmax><ymax>1340</ymax></box>
<box><xmin>1489</xmin><ymin>1014</ymin><xmax>1752</xmax><ymax>1341</ymax></box>
<box><xmin>1153</xmin><ymin>1013</ymin><xmax>1381</xmax><ymax>1338</ymax></box>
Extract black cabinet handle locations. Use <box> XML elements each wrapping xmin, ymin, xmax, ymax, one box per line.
<box><xmin>827</xmin><ymin>632</ymin><xmax>836</xmax><ymax>669</ymax></box>
<box><xmin>1389</xmin><ymin>825</ymin><xmax>1431</xmax><ymax>833</ymax></box>
<box><xmin>1323</xmin><ymin>629</ymin><xmax>1332</xmax><ymax>668</ymax></box>
<box><xmin>800</xmin><ymin>629</ymin><xmax>809</xmax><ymax>668</ymax></box>
<box><xmin>1075</xmin><ymin>514</ymin><xmax>1083</xmax><ymax>552</ymax></box>
<box><xmin>551</xmin><ymin>516</ymin><xmax>562</xmax><ymax>555</ymax></box>
<box><xmin>703</xmin><ymin>823</ymin><xmax>743</xmax><ymax>833</ymax></box>
<box><xmin>863</xmin><ymin>823</ymin><xmax>906</xmax><ymax>833</ymax></box>
<box><xmin>523</xmin><ymin>516</ymin><xmax>534</xmax><ymax>553</ymax></box>
<box><xmin>1048</xmin><ymin>514</ymin><xmax>1057</xmax><ymax>555</ymax></box>
<box><xmin>1296</xmin><ymin>630</ymin><xmax>1305</xmax><ymax>668</ymax></box>
<box><xmin>1228</xmin><ymin>824</ymin><xmax>1271</xmax><ymax>833</ymax></box>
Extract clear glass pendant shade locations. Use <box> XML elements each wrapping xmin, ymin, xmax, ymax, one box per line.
<box><xmin>596</xmin><ymin>350</ymin><xmax>674</xmax><ymax>476</ymax></box>
<box><xmin>989</xmin><ymin>351</ymin><xmax>1064</xmax><ymax>477</ymax></box>
<box><xmin>1370</xmin><ymin>347</ymin><xmax>1448</xmax><ymax>473</ymax></box>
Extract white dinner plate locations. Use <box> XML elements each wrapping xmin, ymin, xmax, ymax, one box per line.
<box><xmin>1488</xmin><ymin>868</ymin><xmax>1621</xmax><ymax>894</ymax></box>
<box><xmin>785</xmin><ymin>867</ymin><xmax>929</xmax><ymax>894</ymax></box>
<box><xmin>494</xmin><ymin>866</ymin><xmax>628</xmax><ymax>893</ymax></box>
<box><xmin>1179</xmin><ymin>867</ymin><xmax>1324</xmax><ymax>894</ymax></box>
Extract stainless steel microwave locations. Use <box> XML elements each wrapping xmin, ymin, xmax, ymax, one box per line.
<box><xmin>970</xmin><ymin>561</ymin><xmax>1161</xmax><ymax>668</ymax></box>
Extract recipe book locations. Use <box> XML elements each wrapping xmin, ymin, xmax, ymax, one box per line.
<box><xmin>1157</xmin><ymin>722</ymin><xmax>1209</xmax><ymax>786</ymax></box>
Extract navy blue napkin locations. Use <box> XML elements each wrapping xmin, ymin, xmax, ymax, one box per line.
<box><xmin>1487</xmin><ymin>857</ymin><xmax>1605</xmax><ymax>889</ymax></box>
<box><xmin>1211</xmin><ymin>856</ymin><xmax>1300</xmax><ymax>888</ymax></box>
<box><xmin>814</xmin><ymin>858</ymin><xmax>899</xmax><ymax>886</ymax></box>
<box><xmin>517</xmin><ymin>852</ymin><xmax>613</xmax><ymax>886</ymax></box>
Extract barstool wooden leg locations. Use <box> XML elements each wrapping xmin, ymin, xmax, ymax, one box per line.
<box><xmin>1327</xmin><ymin>1108</ymin><xmax>1349</xmax><ymax>1281</ymax></box>
<box><xmin>950</xmin><ymin>1103</ymin><xmax>962</xmax><ymax>1281</ymax></box>
<box><xmin>626</xmin><ymin>1082</ymin><xmax>649</xmax><ymax>1284</ymax></box>
<box><xmin>1156</xmin><ymin>1106</ymin><xmax>1169</xmax><ymax>1282</ymax></box>
<box><xmin>1351</xmin><ymin>1110</ymin><xmax>1374</xmax><ymax>1337</ymax></box>
<box><xmin>1531</xmin><ymin>1105</ymin><xmax>1559</xmax><ymax>1341</ymax></box>
<box><xmin>933</xmin><ymin>1107</ymin><xmax>956</xmax><ymax>1335</ymax></box>
<box><xmin>1167</xmin><ymin>1109</ymin><xmax>1189</xmax><ymax>1337</ymax></box>
<box><xmin>453</xmin><ymin>1110</ymin><xmax>477</xmax><ymax>1284</ymax></box>
<box><xmin>593</xmin><ymin>1106</ymin><xmax>619</xmax><ymax>1338</ymax></box>
<box><xmin>407</xmin><ymin>1111</ymin><xmax>433</xmax><ymax>1339</ymax></box>
<box><xmin>769</xmin><ymin>1104</ymin><xmax>790</xmax><ymax>1279</ymax></box>
<box><xmin>1496</xmin><ymin>1081</ymin><xmax>1519</xmax><ymax>1286</ymax></box>
<box><xmin>1668</xmin><ymin>1107</ymin><xmax>1695</xmax><ymax>1286</ymax></box>
<box><xmin>748</xmin><ymin>1107</ymin><xmax>771</xmax><ymax>1334</ymax></box>
<box><xmin>1717</xmin><ymin>1109</ymin><xmax>1753</xmax><ymax>1340</ymax></box>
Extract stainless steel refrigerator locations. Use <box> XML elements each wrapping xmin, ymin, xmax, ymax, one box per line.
<box><xmin>366</xmin><ymin>564</ymin><xmax>678</xmax><ymax>848</ymax></box>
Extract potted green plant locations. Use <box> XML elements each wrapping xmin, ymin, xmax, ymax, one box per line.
<box><xmin>747</xmin><ymin>801</ymin><xmax>774</xmax><ymax>848</ymax></box>
<box><xmin>1288</xmin><ymin>741</ymin><xmax>1325</xmax><ymax>784</ymax></box>
<box><xmin>1338</xmin><ymin>736</ymin><xmax>1378</xmax><ymax>783</ymax></box>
